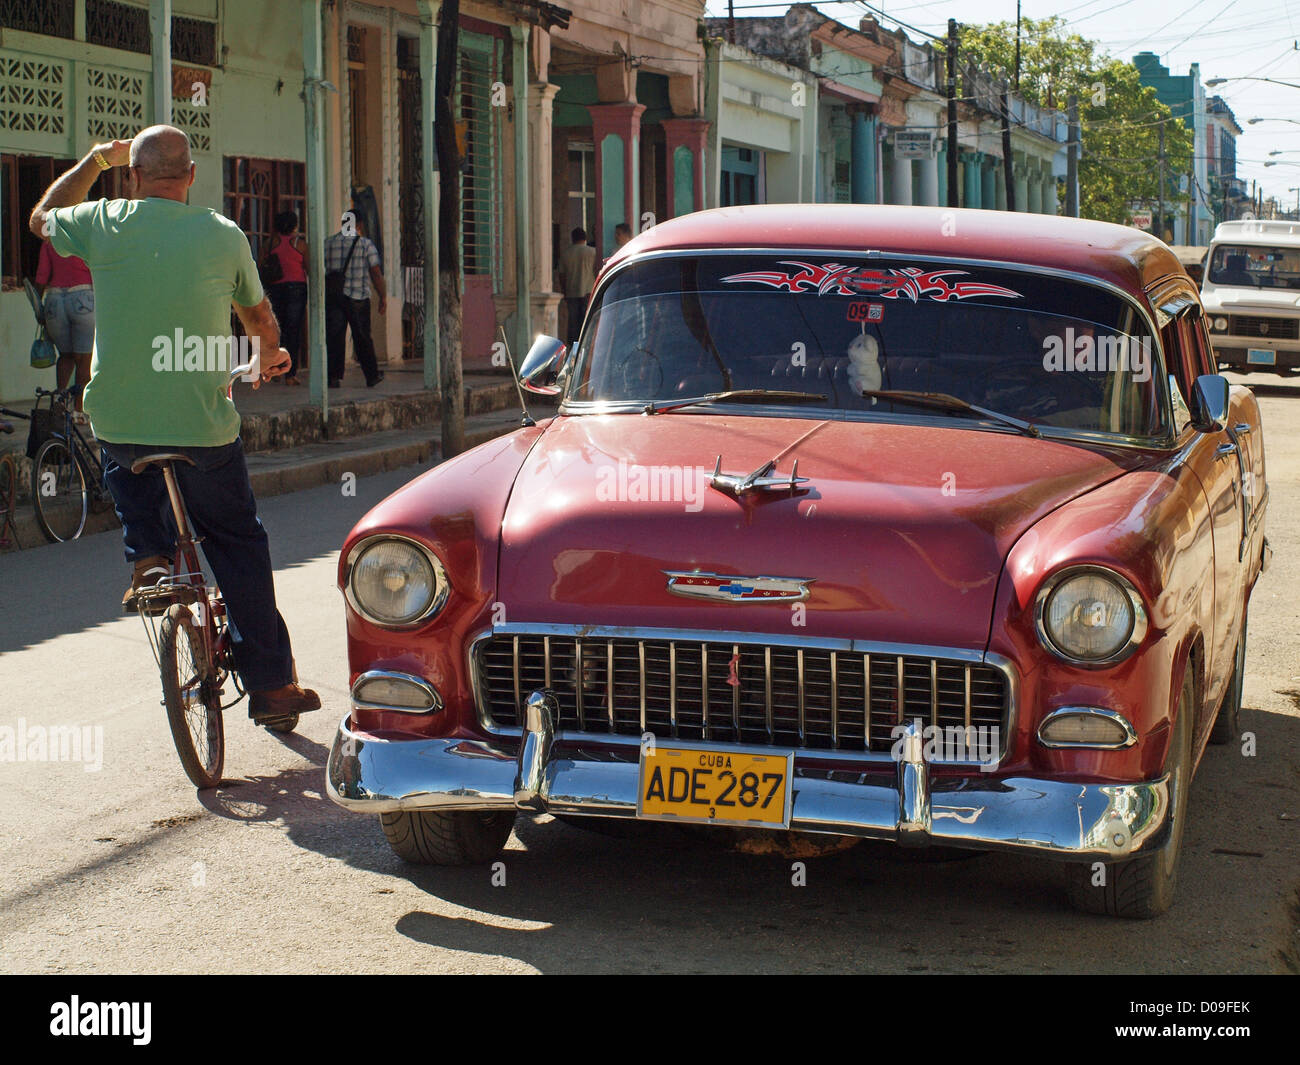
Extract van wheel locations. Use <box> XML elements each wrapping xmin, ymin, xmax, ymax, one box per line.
<box><xmin>1066</xmin><ymin>667</ymin><xmax>1194</xmax><ymax>918</ymax></box>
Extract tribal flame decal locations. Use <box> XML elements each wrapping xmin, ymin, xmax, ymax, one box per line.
<box><xmin>720</xmin><ymin>261</ymin><xmax>1023</xmax><ymax>302</ymax></box>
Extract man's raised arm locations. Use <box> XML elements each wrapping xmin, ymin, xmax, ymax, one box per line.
<box><xmin>29</xmin><ymin>140</ymin><xmax>131</xmax><ymax>238</ymax></box>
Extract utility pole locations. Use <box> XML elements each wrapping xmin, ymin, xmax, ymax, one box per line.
<box><xmin>1158</xmin><ymin>123</ymin><xmax>1166</xmax><ymax>240</ymax></box>
<box><xmin>947</xmin><ymin>19</ymin><xmax>959</xmax><ymax>208</ymax></box>
<box><xmin>1066</xmin><ymin>93</ymin><xmax>1079</xmax><ymax>217</ymax></box>
<box><xmin>727</xmin><ymin>0</ymin><xmax>735</xmax><ymax>43</ymax></box>
<box><xmin>1015</xmin><ymin>0</ymin><xmax>1021</xmax><ymax>91</ymax></box>
<box><xmin>1001</xmin><ymin>85</ymin><xmax>1016</xmax><ymax>212</ymax></box>
<box><xmin>1186</xmin><ymin>166</ymin><xmax>1194</xmax><ymax>244</ymax></box>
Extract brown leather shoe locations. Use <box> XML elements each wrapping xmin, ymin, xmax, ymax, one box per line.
<box><xmin>122</xmin><ymin>555</ymin><xmax>173</xmax><ymax>615</ymax></box>
<box><xmin>249</xmin><ymin>683</ymin><xmax>322</xmax><ymax>722</ymax></box>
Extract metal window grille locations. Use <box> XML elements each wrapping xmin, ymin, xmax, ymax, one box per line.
<box><xmin>458</xmin><ymin>34</ymin><xmax>502</xmax><ymax>284</ymax></box>
<box><xmin>86</xmin><ymin>0</ymin><xmax>151</xmax><ymax>55</ymax></box>
<box><xmin>171</xmin><ymin>16</ymin><xmax>217</xmax><ymax>67</ymax></box>
<box><xmin>0</xmin><ymin>0</ymin><xmax>75</xmax><ymax>38</ymax></box>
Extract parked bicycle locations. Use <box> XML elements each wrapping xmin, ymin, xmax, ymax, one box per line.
<box><xmin>25</xmin><ymin>388</ymin><xmax>111</xmax><ymax>543</ymax></box>
<box><xmin>0</xmin><ymin>447</ymin><xmax>20</xmax><ymax>550</ymax></box>
<box><xmin>133</xmin><ymin>355</ymin><xmax>292</xmax><ymax>789</ymax></box>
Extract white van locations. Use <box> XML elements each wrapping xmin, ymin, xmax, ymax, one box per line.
<box><xmin>1201</xmin><ymin>219</ymin><xmax>1300</xmax><ymax>373</ymax></box>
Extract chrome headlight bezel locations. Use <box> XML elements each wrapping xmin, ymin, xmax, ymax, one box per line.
<box><xmin>344</xmin><ymin>534</ymin><xmax>450</xmax><ymax>629</ymax></box>
<box><xmin>1033</xmin><ymin>565</ymin><xmax>1149</xmax><ymax>668</ymax></box>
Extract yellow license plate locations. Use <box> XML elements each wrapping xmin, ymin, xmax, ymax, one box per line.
<box><xmin>637</xmin><ymin>744</ymin><xmax>793</xmax><ymax>828</ymax></box>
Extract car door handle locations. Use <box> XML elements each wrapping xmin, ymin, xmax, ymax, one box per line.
<box><xmin>1215</xmin><ymin>442</ymin><xmax>1238</xmax><ymax>460</ymax></box>
<box><xmin>1231</xmin><ymin>423</ymin><xmax>1252</xmax><ymax>436</ymax></box>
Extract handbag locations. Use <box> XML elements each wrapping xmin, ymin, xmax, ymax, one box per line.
<box><xmin>325</xmin><ymin>236</ymin><xmax>360</xmax><ymax>304</ymax></box>
<box><xmin>259</xmin><ymin>248</ymin><xmax>284</xmax><ymax>286</ymax></box>
<box><xmin>30</xmin><ymin>324</ymin><xmax>57</xmax><ymax>369</ymax></box>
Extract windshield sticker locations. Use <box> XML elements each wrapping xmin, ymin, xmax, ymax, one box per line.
<box><xmin>720</xmin><ymin>261</ymin><xmax>1023</xmax><ymax>302</ymax></box>
<box><xmin>847</xmin><ymin>301</ymin><xmax>884</xmax><ymax>322</ymax></box>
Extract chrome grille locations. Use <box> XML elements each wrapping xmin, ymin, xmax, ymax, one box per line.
<box><xmin>474</xmin><ymin>633</ymin><xmax>1009</xmax><ymax>754</ymax></box>
<box><xmin>1228</xmin><ymin>314</ymin><xmax>1299</xmax><ymax>340</ymax></box>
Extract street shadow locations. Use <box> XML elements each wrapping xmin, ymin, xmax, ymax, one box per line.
<box><xmin>0</xmin><ymin>465</ymin><xmax>421</xmax><ymax>654</ymax></box>
<box><xmin>207</xmin><ymin>699</ymin><xmax>1300</xmax><ymax>974</ymax></box>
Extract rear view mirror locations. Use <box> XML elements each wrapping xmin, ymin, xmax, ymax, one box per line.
<box><xmin>1190</xmin><ymin>374</ymin><xmax>1228</xmax><ymax>433</ymax></box>
<box><xmin>520</xmin><ymin>335</ymin><xmax>568</xmax><ymax>396</ymax></box>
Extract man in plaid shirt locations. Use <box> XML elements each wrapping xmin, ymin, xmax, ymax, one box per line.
<box><xmin>324</xmin><ymin>212</ymin><xmax>387</xmax><ymax>387</ymax></box>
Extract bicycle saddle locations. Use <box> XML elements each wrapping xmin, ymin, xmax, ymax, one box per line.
<box><xmin>130</xmin><ymin>452</ymin><xmax>198</xmax><ymax>475</ymax></box>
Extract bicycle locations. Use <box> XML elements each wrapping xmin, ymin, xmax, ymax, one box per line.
<box><xmin>0</xmin><ymin>449</ymin><xmax>20</xmax><ymax>550</ymax></box>
<box><xmin>26</xmin><ymin>388</ymin><xmax>112</xmax><ymax>543</ymax></box>
<box><xmin>134</xmin><ymin>354</ymin><xmax>295</xmax><ymax>789</ymax></box>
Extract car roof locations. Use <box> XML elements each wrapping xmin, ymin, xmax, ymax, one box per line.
<box><xmin>608</xmin><ymin>204</ymin><xmax>1185</xmax><ymax>298</ymax></box>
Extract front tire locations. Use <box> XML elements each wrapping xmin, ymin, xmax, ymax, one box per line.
<box><xmin>31</xmin><ymin>437</ymin><xmax>87</xmax><ymax>542</ymax></box>
<box><xmin>1066</xmin><ymin>666</ymin><xmax>1194</xmax><ymax>918</ymax></box>
<box><xmin>1209</xmin><ymin>615</ymin><xmax>1246</xmax><ymax>745</ymax></box>
<box><xmin>159</xmin><ymin>603</ymin><xmax>225</xmax><ymax>789</ymax></box>
<box><xmin>379</xmin><ymin>810</ymin><xmax>515</xmax><ymax>865</ymax></box>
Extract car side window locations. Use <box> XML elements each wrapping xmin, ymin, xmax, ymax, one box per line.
<box><xmin>1160</xmin><ymin>319</ymin><xmax>1196</xmax><ymax>403</ymax></box>
<box><xmin>1185</xmin><ymin>313</ymin><xmax>1217</xmax><ymax>377</ymax></box>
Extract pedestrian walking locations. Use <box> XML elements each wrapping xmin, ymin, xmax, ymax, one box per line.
<box><xmin>261</xmin><ymin>210</ymin><xmax>308</xmax><ymax>386</ymax></box>
<box><xmin>35</xmin><ymin>238</ymin><xmax>94</xmax><ymax>419</ymax></box>
<box><xmin>559</xmin><ymin>227</ymin><xmax>596</xmax><ymax>347</ymax></box>
<box><xmin>324</xmin><ymin>212</ymin><xmax>387</xmax><ymax>388</ymax></box>
<box><xmin>29</xmin><ymin>124</ymin><xmax>321</xmax><ymax>723</ymax></box>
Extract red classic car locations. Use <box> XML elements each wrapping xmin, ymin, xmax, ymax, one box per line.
<box><xmin>328</xmin><ymin>204</ymin><xmax>1270</xmax><ymax>918</ymax></box>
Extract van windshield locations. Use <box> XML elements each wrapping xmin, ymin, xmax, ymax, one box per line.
<box><xmin>566</xmin><ymin>254</ymin><xmax>1168</xmax><ymax>439</ymax></box>
<box><xmin>1208</xmin><ymin>243</ymin><xmax>1300</xmax><ymax>289</ymax></box>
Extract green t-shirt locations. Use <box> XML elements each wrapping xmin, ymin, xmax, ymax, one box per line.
<box><xmin>48</xmin><ymin>197</ymin><xmax>263</xmax><ymax>446</ymax></box>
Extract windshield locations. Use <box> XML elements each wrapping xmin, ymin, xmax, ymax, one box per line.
<box><xmin>566</xmin><ymin>254</ymin><xmax>1167</xmax><ymax>439</ymax></box>
<box><xmin>1208</xmin><ymin>243</ymin><xmax>1300</xmax><ymax>289</ymax></box>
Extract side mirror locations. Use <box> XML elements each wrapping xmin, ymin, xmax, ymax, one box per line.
<box><xmin>520</xmin><ymin>335</ymin><xmax>568</xmax><ymax>396</ymax></box>
<box><xmin>1190</xmin><ymin>374</ymin><xmax>1229</xmax><ymax>433</ymax></box>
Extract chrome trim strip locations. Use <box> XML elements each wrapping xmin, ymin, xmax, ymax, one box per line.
<box><xmin>575</xmin><ymin>637</ymin><xmax>585</xmax><ymax>730</ymax></box>
<box><xmin>964</xmin><ymin>665</ymin><xmax>972</xmax><ymax>732</ymax></box>
<box><xmin>733</xmin><ymin>642</ymin><xmax>742</xmax><ymax>739</ymax></box>
<box><xmin>512</xmin><ymin>635</ymin><xmax>521</xmax><ymax>711</ymax></box>
<box><xmin>764</xmin><ymin>645</ymin><xmax>773</xmax><ymax>740</ymax></box>
<box><xmin>1033</xmin><ymin>565</ymin><xmax>1150</xmax><ymax>668</ymax></box>
<box><xmin>350</xmin><ymin>670</ymin><xmax>442</xmax><ymax>714</ymax></box>
<box><xmin>327</xmin><ymin>715</ymin><xmax>1170</xmax><ymax>860</ymax></box>
<box><xmin>829</xmin><ymin>651</ymin><xmax>839</xmax><ymax>747</ymax></box>
<box><xmin>606</xmin><ymin>641</ymin><xmax>615</xmax><ymax>730</ymax></box>
<box><xmin>342</xmin><ymin>534</ymin><xmax>451</xmax><ymax>629</ymax></box>
<box><xmin>638</xmin><ymin>640</ymin><xmax>646</xmax><ymax>734</ymax></box>
<box><xmin>896</xmin><ymin>657</ymin><xmax>905</xmax><ymax>723</ymax></box>
<box><xmin>669</xmin><ymin>641</ymin><xmax>678</xmax><ymax>732</ymax></box>
<box><xmin>930</xmin><ymin>659</ymin><xmax>938</xmax><ymax>730</ymax></box>
<box><xmin>797</xmin><ymin>648</ymin><xmax>806</xmax><ymax>743</ymax></box>
<box><xmin>543</xmin><ymin>636</ymin><xmax>552</xmax><ymax>689</ymax></box>
<box><xmin>863</xmin><ymin>652</ymin><xmax>871</xmax><ymax>748</ymax></box>
<box><xmin>700</xmin><ymin>642</ymin><xmax>707</xmax><ymax>733</ymax></box>
<box><xmin>1038</xmin><ymin>706</ymin><xmax>1139</xmax><ymax>749</ymax></box>
<box><xmin>564</xmin><ymin>246</ymin><xmax>1176</xmax><ymax>451</ymax></box>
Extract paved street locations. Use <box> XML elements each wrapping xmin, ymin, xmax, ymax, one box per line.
<box><xmin>2</xmin><ymin>385</ymin><xmax>1298</xmax><ymax>974</ymax></box>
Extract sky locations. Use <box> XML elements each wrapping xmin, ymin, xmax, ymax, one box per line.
<box><xmin>702</xmin><ymin>0</ymin><xmax>1300</xmax><ymax>210</ymax></box>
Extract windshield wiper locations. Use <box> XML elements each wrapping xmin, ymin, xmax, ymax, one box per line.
<box><xmin>644</xmin><ymin>389</ymin><xmax>828</xmax><ymax>415</ymax></box>
<box><xmin>861</xmin><ymin>389</ymin><xmax>1040</xmax><ymax>438</ymax></box>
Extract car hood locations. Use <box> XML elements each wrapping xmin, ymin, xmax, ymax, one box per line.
<box><xmin>1203</xmin><ymin>285</ymin><xmax>1300</xmax><ymax>311</ymax></box>
<box><xmin>498</xmin><ymin>413</ymin><xmax>1135</xmax><ymax>649</ymax></box>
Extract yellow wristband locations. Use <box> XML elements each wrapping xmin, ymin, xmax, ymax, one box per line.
<box><xmin>92</xmin><ymin>150</ymin><xmax>111</xmax><ymax>171</ymax></box>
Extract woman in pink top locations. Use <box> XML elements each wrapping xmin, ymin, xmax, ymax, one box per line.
<box><xmin>262</xmin><ymin>210</ymin><xmax>308</xmax><ymax>384</ymax></box>
<box><xmin>35</xmin><ymin>239</ymin><xmax>95</xmax><ymax>414</ymax></box>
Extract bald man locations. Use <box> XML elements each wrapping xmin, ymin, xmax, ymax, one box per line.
<box><xmin>30</xmin><ymin>126</ymin><xmax>320</xmax><ymax>726</ymax></box>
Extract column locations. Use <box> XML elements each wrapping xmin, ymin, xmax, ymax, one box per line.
<box><xmin>851</xmin><ymin>110</ymin><xmax>877</xmax><ymax>204</ymax></box>
<box><xmin>529</xmin><ymin>81</ymin><xmax>561</xmax><ymax>339</ymax></box>
<box><xmin>511</xmin><ymin>26</ymin><xmax>530</xmax><ymax>364</ymax></box>
<box><xmin>1013</xmin><ymin>151</ymin><xmax>1029</xmax><ymax>212</ymax></box>
<box><xmin>662</xmin><ymin>117</ymin><xmax>710</xmax><ymax>218</ymax></box>
<box><xmin>918</xmin><ymin>152</ymin><xmax>939</xmax><ymax>206</ymax></box>
<box><xmin>963</xmin><ymin>151</ymin><xmax>982</xmax><ymax>210</ymax></box>
<box><xmin>995</xmin><ymin>164</ymin><xmax>1007</xmax><ymax>211</ymax></box>
<box><xmin>1043</xmin><ymin>172</ymin><xmax>1059</xmax><ymax>215</ymax></box>
<box><xmin>981</xmin><ymin>158</ymin><xmax>996</xmax><ymax>210</ymax></box>
<box><xmin>150</xmin><ymin>0</ymin><xmax>172</xmax><ymax>124</ymax></box>
<box><xmin>936</xmin><ymin>144</ymin><xmax>947</xmax><ymax>207</ymax></box>
<box><xmin>891</xmin><ymin>146</ymin><xmax>913</xmax><ymax>206</ymax></box>
<box><xmin>1027</xmin><ymin>162</ymin><xmax>1043</xmax><ymax>213</ymax></box>
<box><xmin>588</xmin><ymin>102</ymin><xmax>645</xmax><ymax>257</ymax></box>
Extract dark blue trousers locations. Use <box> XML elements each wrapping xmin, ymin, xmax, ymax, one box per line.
<box><xmin>100</xmin><ymin>439</ymin><xmax>294</xmax><ymax>692</ymax></box>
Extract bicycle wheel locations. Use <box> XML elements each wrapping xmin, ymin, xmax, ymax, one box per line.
<box><xmin>0</xmin><ymin>454</ymin><xmax>19</xmax><ymax>548</ymax></box>
<box><xmin>159</xmin><ymin>603</ymin><xmax>225</xmax><ymax>789</ymax></box>
<box><xmin>31</xmin><ymin>437</ymin><xmax>87</xmax><ymax>542</ymax></box>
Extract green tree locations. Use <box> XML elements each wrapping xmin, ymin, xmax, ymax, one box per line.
<box><xmin>959</xmin><ymin>17</ymin><xmax>1194</xmax><ymax>232</ymax></box>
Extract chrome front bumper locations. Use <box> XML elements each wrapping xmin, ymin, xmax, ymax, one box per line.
<box><xmin>326</xmin><ymin>711</ymin><xmax>1170</xmax><ymax>860</ymax></box>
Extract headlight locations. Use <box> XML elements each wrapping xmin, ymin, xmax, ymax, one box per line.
<box><xmin>345</xmin><ymin>536</ymin><xmax>449</xmax><ymax>627</ymax></box>
<box><xmin>1034</xmin><ymin>567</ymin><xmax>1148</xmax><ymax>666</ymax></box>
<box><xmin>1212</xmin><ymin>317</ymin><xmax>1228</xmax><ymax>332</ymax></box>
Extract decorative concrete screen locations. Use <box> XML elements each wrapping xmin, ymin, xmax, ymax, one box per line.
<box><xmin>0</xmin><ymin>51</ymin><xmax>68</xmax><ymax>152</ymax></box>
<box><xmin>85</xmin><ymin>65</ymin><xmax>147</xmax><ymax>143</ymax></box>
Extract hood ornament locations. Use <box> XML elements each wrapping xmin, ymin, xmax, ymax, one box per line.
<box><xmin>664</xmin><ymin>572</ymin><xmax>814</xmax><ymax>603</ymax></box>
<box><xmin>710</xmin><ymin>456</ymin><xmax>809</xmax><ymax>497</ymax></box>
